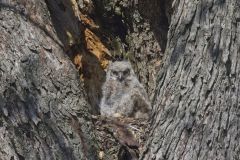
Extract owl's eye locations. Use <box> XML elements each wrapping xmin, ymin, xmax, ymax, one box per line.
<box><xmin>123</xmin><ymin>69</ymin><xmax>130</xmax><ymax>75</ymax></box>
<box><xmin>112</xmin><ymin>71</ymin><xmax>118</xmax><ymax>75</ymax></box>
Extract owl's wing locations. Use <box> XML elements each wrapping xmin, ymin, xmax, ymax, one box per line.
<box><xmin>100</xmin><ymin>80</ymin><xmax>119</xmax><ymax>116</ymax></box>
<box><xmin>130</xmin><ymin>81</ymin><xmax>151</xmax><ymax>117</ymax></box>
<box><xmin>101</xmin><ymin>80</ymin><xmax>114</xmax><ymax>102</ymax></box>
<box><xmin>131</xmin><ymin>79</ymin><xmax>150</xmax><ymax>104</ymax></box>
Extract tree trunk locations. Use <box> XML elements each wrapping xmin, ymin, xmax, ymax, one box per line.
<box><xmin>0</xmin><ymin>0</ymin><xmax>97</xmax><ymax>159</ymax></box>
<box><xmin>143</xmin><ymin>0</ymin><xmax>240</xmax><ymax>159</ymax></box>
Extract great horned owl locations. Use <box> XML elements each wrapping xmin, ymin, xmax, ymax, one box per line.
<box><xmin>100</xmin><ymin>61</ymin><xmax>151</xmax><ymax>119</ymax></box>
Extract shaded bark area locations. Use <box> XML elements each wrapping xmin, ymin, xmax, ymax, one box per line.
<box><xmin>0</xmin><ymin>1</ymin><xmax>97</xmax><ymax>159</ymax></box>
<box><xmin>143</xmin><ymin>0</ymin><xmax>240</xmax><ymax>159</ymax></box>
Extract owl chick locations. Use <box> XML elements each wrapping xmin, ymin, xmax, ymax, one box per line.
<box><xmin>100</xmin><ymin>61</ymin><xmax>151</xmax><ymax>119</ymax></box>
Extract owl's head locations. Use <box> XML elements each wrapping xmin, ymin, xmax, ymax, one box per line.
<box><xmin>107</xmin><ymin>61</ymin><xmax>135</xmax><ymax>82</ymax></box>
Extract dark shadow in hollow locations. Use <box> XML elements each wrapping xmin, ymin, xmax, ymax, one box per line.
<box><xmin>92</xmin><ymin>0</ymin><xmax>171</xmax><ymax>57</ymax></box>
<box><xmin>138</xmin><ymin>0</ymin><xmax>172</xmax><ymax>53</ymax></box>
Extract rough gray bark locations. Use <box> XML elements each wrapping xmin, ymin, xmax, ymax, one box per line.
<box><xmin>143</xmin><ymin>0</ymin><xmax>240</xmax><ymax>159</ymax></box>
<box><xmin>0</xmin><ymin>1</ymin><xmax>97</xmax><ymax>159</ymax></box>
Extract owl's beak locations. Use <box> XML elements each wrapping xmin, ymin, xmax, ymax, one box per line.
<box><xmin>118</xmin><ymin>73</ymin><xmax>124</xmax><ymax>82</ymax></box>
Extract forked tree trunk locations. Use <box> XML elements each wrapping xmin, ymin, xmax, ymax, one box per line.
<box><xmin>142</xmin><ymin>0</ymin><xmax>240</xmax><ymax>159</ymax></box>
<box><xmin>1</xmin><ymin>0</ymin><xmax>240</xmax><ymax>159</ymax></box>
